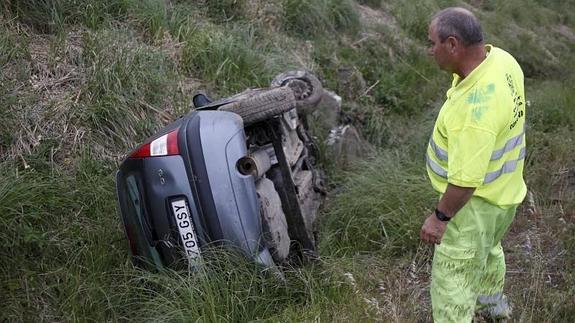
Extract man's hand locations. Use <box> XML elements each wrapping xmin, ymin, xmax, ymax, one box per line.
<box><xmin>420</xmin><ymin>212</ymin><xmax>448</xmax><ymax>245</ymax></box>
<box><xmin>421</xmin><ymin>184</ymin><xmax>475</xmax><ymax>245</ymax></box>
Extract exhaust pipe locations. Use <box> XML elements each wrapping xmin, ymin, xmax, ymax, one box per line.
<box><xmin>237</xmin><ymin>149</ymin><xmax>272</xmax><ymax>177</ymax></box>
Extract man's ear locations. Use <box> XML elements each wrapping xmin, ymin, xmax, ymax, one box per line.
<box><xmin>446</xmin><ymin>36</ymin><xmax>458</xmax><ymax>53</ymax></box>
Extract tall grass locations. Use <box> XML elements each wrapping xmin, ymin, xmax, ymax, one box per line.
<box><xmin>321</xmin><ymin>146</ymin><xmax>437</xmax><ymax>256</ymax></box>
<box><xmin>1</xmin><ymin>0</ymin><xmax>574</xmax><ymax>321</ymax></box>
<box><xmin>2</xmin><ymin>0</ymin><xmax>130</xmax><ymax>32</ymax></box>
<box><xmin>124</xmin><ymin>252</ymin><xmax>368</xmax><ymax>322</ymax></box>
<box><xmin>283</xmin><ymin>0</ymin><xmax>361</xmax><ymax>39</ymax></box>
<box><xmin>0</xmin><ymin>155</ymin><xmax>127</xmax><ymax>322</ymax></box>
<box><xmin>180</xmin><ymin>24</ymin><xmax>272</xmax><ymax>94</ymax></box>
<box><xmin>78</xmin><ymin>28</ymin><xmax>181</xmax><ymax>150</ymax></box>
<box><xmin>200</xmin><ymin>0</ymin><xmax>247</xmax><ymax>23</ymax></box>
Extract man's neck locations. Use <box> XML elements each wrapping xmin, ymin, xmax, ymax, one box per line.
<box><xmin>455</xmin><ymin>44</ymin><xmax>487</xmax><ymax>80</ymax></box>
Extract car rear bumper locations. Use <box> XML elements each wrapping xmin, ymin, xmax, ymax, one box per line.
<box><xmin>116</xmin><ymin>111</ymin><xmax>274</xmax><ymax>269</ymax></box>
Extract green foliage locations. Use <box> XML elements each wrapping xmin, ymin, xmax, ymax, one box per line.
<box><xmin>180</xmin><ymin>24</ymin><xmax>272</xmax><ymax>94</ymax></box>
<box><xmin>125</xmin><ymin>0</ymin><xmax>169</xmax><ymax>38</ymax></box>
<box><xmin>0</xmin><ymin>21</ymin><xmax>28</xmax><ymax>66</ymax></box>
<box><xmin>283</xmin><ymin>0</ymin><xmax>361</xmax><ymax>39</ymax></box>
<box><xmin>3</xmin><ymin>0</ymin><xmax>130</xmax><ymax>32</ymax></box>
<box><xmin>374</xmin><ymin>49</ymin><xmax>446</xmax><ymax>115</ymax></box>
<box><xmin>480</xmin><ymin>0</ymin><xmax>560</xmax><ymax>26</ymax></box>
<box><xmin>79</xmin><ymin>29</ymin><xmax>178</xmax><ymax>148</ymax></box>
<box><xmin>0</xmin><ymin>23</ymin><xmax>28</xmax><ymax>155</ymax></box>
<box><xmin>0</xmin><ymin>156</ymin><xmax>127</xmax><ymax>322</ymax></box>
<box><xmin>386</xmin><ymin>0</ymin><xmax>438</xmax><ymax>42</ymax></box>
<box><xmin>528</xmin><ymin>80</ymin><xmax>575</xmax><ymax>132</ymax></box>
<box><xmin>2</xmin><ymin>0</ymin><xmax>191</xmax><ymax>36</ymax></box>
<box><xmin>1</xmin><ymin>0</ymin><xmax>575</xmax><ymax>321</ymax></box>
<box><xmin>321</xmin><ymin>148</ymin><xmax>437</xmax><ymax>255</ymax></box>
<box><xmin>124</xmin><ymin>253</ymin><xmax>360</xmax><ymax>322</ymax></box>
<box><xmin>313</xmin><ymin>33</ymin><xmax>447</xmax><ymax>125</ymax></box>
<box><xmin>201</xmin><ymin>0</ymin><xmax>246</xmax><ymax>22</ymax></box>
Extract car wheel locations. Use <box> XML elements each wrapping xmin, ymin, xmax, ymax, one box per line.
<box><xmin>218</xmin><ymin>87</ymin><xmax>296</xmax><ymax>125</ymax></box>
<box><xmin>271</xmin><ymin>70</ymin><xmax>323</xmax><ymax>112</ymax></box>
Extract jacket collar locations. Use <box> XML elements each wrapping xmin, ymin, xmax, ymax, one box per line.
<box><xmin>446</xmin><ymin>44</ymin><xmax>495</xmax><ymax>100</ymax></box>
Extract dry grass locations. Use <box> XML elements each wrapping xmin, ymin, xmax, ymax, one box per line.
<box><xmin>1</xmin><ymin>28</ymin><xmax>87</xmax><ymax>169</ymax></box>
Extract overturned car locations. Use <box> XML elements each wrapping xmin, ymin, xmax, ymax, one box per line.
<box><xmin>115</xmin><ymin>71</ymin><xmax>327</xmax><ymax>270</ymax></box>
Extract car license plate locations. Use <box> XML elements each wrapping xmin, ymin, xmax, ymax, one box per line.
<box><xmin>170</xmin><ymin>199</ymin><xmax>201</xmax><ymax>263</ymax></box>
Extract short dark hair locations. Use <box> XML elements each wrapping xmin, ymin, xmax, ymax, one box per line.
<box><xmin>432</xmin><ymin>7</ymin><xmax>483</xmax><ymax>46</ymax></box>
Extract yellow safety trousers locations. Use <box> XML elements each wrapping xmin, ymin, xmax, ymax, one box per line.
<box><xmin>431</xmin><ymin>196</ymin><xmax>517</xmax><ymax>322</ymax></box>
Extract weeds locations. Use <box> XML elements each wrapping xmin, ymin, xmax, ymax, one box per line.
<box><xmin>180</xmin><ymin>24</ymin><xmax>272</xmax><ymax>94</ymax></box>
<box><xmin>78</xmin><ymin>28</ymin><xmax>180</xmax><ymax>151</ymax></box>
<box><xmin>321</xmin><ymin>148</ymin><xmax>437</xmax><ymax>256</ymax></box>
<box><xmin>200</xmin><ymin>0</ymin><xmax>247</xmax><ymax>23</ymax></box>
<box><xmin>1</xmin><ymin>0</ymin><xmax>574</xmax><ymax>321</ymax></box>
<box><xmin>283</xmin><ymin>0</ymin><xmax>361</xmax><ymax>39</ymax></box>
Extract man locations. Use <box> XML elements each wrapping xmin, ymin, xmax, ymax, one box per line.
<box><xmin>420</xmin><ymin>7</ymin><xmax>526</xmax><ymax>322</ymax></box>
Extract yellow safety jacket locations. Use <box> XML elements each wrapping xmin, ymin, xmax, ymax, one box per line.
<box><xmin>426</xmin><ymin>45</ymin><xmax>527</xmax><ymax>206</ymax></box>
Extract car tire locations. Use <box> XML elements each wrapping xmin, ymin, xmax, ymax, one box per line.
<box><xmin>271</xmin><ymin>70</ymin><xmax>323</xmax><ymax>112</ymax></box>
<box><xmin>218</xmin><ymin>87</ymin><xmax>296</xmax><ymax>125</ymax></box>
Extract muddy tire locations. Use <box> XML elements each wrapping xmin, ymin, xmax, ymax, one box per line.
<box><xmin>218</xmin><ymin>87</ymin><xmax>296</xmax><ymax>125</ymax></box>
<box><xmin>271</xmin><ymin>70</ymin><xmax>323</xmax><ymax>112</ymax></box>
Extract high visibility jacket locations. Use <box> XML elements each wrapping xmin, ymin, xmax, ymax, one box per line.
<box><xmin>426</xmin><ymin>45</ymin><xmax>527</xmax><ymax>207</ymax></box>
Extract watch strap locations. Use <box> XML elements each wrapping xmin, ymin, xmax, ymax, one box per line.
<box><xmin>435</xmin><ymin>208</ymin><xmax>451</xmax><ymax>222</ymax></box>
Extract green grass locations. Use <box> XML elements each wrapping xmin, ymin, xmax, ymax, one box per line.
<box><xmin>321</xmin><ymin>148</ymin><xmax>437</xmax><ymax>256</ymax></box>
<box><xmin>124</xmin><ymin>255</ymin><xmax>369</xmax><ymax>322</ymax></box>
<box><xmin>1</xmin><ymin>0</ymin><xmax>574</xmax><ymax>321</ymax></box>
<box><xmin>2</xmin><ymin>0</ymin><xmax>130</xmax><ymax>32</ymax></box>
<box><xmin>180</xmin><ymin>24</ymin><xmax>273</xmax><ymax>94</ymax></box>
<box><xmin>283</xmin><ymin>0</ymin><xmax>361</xmax><ymax>39</ymax></box>
<box><xmin>78</xmin><ymin>28</ymin><xmax>182</xmax><ymax>150</ymax></box>
<box><xmin>201</xmin><ymin>0</ymin><xmax>247</xmax><ymax>23</ymax></box>
<box><xmin>0</xmin><ymin>156</ymin><xmax>125</xmax><ymax>321</ymax></box>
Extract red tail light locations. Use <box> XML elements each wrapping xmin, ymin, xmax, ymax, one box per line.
<box><xmin>129</xmin><ymin>128</ymin><xmax>180</xmax><ymax>159</ymax></box>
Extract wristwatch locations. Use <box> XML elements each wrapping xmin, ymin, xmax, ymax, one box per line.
<box><xmin>435</xmin><ymin>208</ymin><xmax>451</xmax><ymax>222</ymax></box>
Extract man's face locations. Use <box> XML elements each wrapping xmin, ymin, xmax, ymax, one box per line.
<box><xmin>427</xmin><ymin>22</ymin><xmax>453</xmax><ymax>72</ymax></box>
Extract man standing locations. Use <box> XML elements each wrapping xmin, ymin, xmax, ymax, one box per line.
<box><xmin>420</xmin><ymin>7</ymin><xmax>526</xmax><ymax>322</ymax></box>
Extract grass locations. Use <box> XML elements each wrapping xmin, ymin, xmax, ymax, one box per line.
<box><xmin>283</xmin><ymin>0</ymin><xmax>361</xmax><ymax>39</ymax></box>
<box><xmin>1</xmin><ymin>0</ymin><xmax>574</xmax><ymax>321</ymax></box>
<box><xmin>124</xmin><ymin>255</ymin><xmax>370</xmax><ymax>322</ymax></box>
<box><xmin>180</xmin><ymin>23</ymin><xmax>273</xmax><ymax>94</ymax></box>
<box><xmin>0</xmin><ymin>156</ymin><xmax>125</xmax><ymax>321</ymax></box>
<box><xmin>321</xmin><ymin>147</ymin><xmax>437</xmax><ymax>256</ymax></box>
<box><xmin>78</xmin><ymin>28</ymin><xmax>181</xmax><ymax>150</ymax></box>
